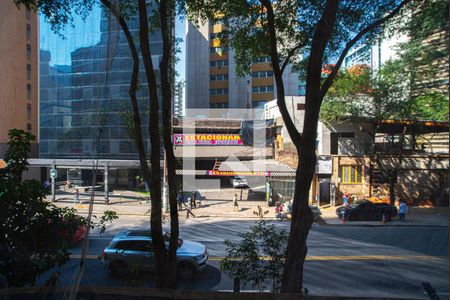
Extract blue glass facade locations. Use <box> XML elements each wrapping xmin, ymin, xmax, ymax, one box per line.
<box><xmin>39</xmin><ymin>5</ymin><xmax>163</xmax><ymax>159</ymax></box>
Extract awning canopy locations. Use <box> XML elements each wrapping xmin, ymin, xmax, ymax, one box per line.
<box><xmin>377</xmin><ymin>120</ymin><xmax>449</xmax><ymax>134</ymax></box>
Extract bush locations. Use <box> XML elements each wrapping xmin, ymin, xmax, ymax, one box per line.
<box><xmin>220</xmin><ymin>219</ymin><xmax>288</xmax><ymax>292</ymax></box>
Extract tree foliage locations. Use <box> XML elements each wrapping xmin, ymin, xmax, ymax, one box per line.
<box><xmin>322</xmin><ymin>0</ymin><xmax>449</xmax><ymax>123</ymax></box>
<box><xmin>0</xmin><ymin>129</ymin><xmax>118</xmax><ymax>287</ymax></box>
<box><xmin>221</xmin><ymin>219</ymin><xmax>288</xmax><ymax>292</ymax></box>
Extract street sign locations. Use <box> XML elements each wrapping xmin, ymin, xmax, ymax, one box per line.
<box><xmin>50</xmin><ymin>168</ymin><xmax>57</xmax><ymax>178</ymax></box>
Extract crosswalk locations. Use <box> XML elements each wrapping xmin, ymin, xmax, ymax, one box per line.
<box><xmin>90</xmin><ymin>217</ymin><xmax>290</xmax><ymax>256</ymax></box>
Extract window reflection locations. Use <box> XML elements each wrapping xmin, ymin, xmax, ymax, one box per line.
<box><xmin>39</xmin><ymin>5</ymin><xmax>162</xmax><ymax>159</ymax></box>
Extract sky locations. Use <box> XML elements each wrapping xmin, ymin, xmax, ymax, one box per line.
<box><xmin>175</xmin><ymin>18</ymin><xmax>186</xmax><ymax>82</ymax></box>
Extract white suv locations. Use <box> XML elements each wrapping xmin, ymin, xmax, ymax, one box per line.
<box><xmin>101</xmin><ymin>231</ymin><xmax>208</xmax><ymax>279</ymax></box>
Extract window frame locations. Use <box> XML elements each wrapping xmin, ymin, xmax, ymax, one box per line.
<box><xmin>341</xmin><ymin>165</ymin><xmax>363</xmax><ymax>184</ymax></box>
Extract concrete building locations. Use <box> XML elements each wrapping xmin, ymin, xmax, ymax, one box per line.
<box><xmin>186</xmin><ymin>19</ymin><xmax>301</xmax><ymax>109</ymax></box>
<box><xmin>342</xmin><ymin>33</ymin><xmax>408</xmax><ymax>71</ymax></box>
<box><xmin>0</xmin><ymin>2</ymin><xmax>39</xmax><ymax>157</ymax></box>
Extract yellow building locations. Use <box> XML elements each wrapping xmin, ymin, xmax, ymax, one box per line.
<box><xmin>186</xmin><ymin>18</ymin><xmax>302</xmax><ymax>109</ymax></box>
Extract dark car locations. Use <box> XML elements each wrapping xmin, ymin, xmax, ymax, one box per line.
<box><xmin>336</xmin><ymin>200</ymin><xmax>397</xmax><ymax>221</ymax></box>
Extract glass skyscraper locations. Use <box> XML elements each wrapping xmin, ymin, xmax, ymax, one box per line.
<box><xmin>39</xmin><ymin>5</ymin><xmax>163</xmax><ymax>159</ymax></box>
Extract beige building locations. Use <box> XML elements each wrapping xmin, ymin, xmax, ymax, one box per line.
<box><xmin>186</xmin><ymin>19</ymin><xmax>301</xmax><ymax>109</ymax></box>
<box><xmin>0</xmin><ymin>2</ymin><xmax>39</xmax><ymax>157</ymax></box>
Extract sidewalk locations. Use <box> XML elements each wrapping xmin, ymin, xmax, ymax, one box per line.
<box><xmin>48</xmin><ymin>192</ymin><xmax>449</xmax><ymax>227</ymax></box>
<box><xmin>48</xmin><ymin>193</ymin><xmax>278</xmax><ymax>219</ymax></box>
<box><xmin>319</xmin><ymin>206</ymin><xmax>449</xmax><ymax>227</ymax></box>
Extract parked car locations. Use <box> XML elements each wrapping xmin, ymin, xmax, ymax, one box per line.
<box><xmin>101</xmin><ymin>232</ymin><xmax>208</xmax><ymax>279</ymax></box>
<box><xmin>230</xmin><ymin>176</ymin><xmax>248</xmax><ymax>188</ymax></box>
<box><xmin>336</xmin><ymin>200</ymin><xmax>398</xmax><ymax>221</ymax></box>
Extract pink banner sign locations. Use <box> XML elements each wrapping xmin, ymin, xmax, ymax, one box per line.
<box><xmin>173</xmin><ymin>134</ymin><xmax>243</xmax><ymax>146</ymax></box>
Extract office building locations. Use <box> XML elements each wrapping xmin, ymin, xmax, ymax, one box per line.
<box><xmin>39</xmin><ymin>5</ymin><xmax>163</xmax><ymax>159</ymax></box>
<box><xmin>186</xmin><ymin>19</ymin><xmax>301</xmax><ymax>109</ymax></box>
<box><xmin>0</xmin><ymin>2</ymin><xmax>38</xmax><ymax>157</ymax></box>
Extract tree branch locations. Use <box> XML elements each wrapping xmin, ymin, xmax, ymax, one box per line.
<box><xmin>261</xmin><ymin>0</ymin><xmax>302</xmax><ymax>145</ymax></box>
<box><xmin>280</xmin><ymin>40</ymin><xmax>307</xmax><ymax>73</ymax></box>
<box><xmin>320</xmin><ymin>0</ymin><xmax>412</xmax><ymax>99</ymax></box>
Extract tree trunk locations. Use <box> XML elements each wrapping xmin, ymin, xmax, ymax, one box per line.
<box><xmin>100</xmin><ymin>0</ymin><xmax>152</xmax><ymax>192</ymax></box>
<box><xmin>279</xmin><ymin>0</ymin><xmax>339</xmax><ymax>293</ymax></box>
<box><xmin>159</xmin><ymin>0</ymin><xmax>179</xmax><ymax>288</ymax></box>
<box><xmin>260</xmin><ymin>0</ymin><xmax>406</xmax><ymax>293</ymax></box>
<box><xmin>138</xmin><ymin>0</ymin><xmax>167</xmax><ymax>288</ymax></box>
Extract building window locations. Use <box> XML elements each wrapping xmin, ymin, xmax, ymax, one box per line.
<box><xmin>27</xmin><ymin>104</ymin><xmax>32</xmax><ymax>120</ymax></box>
<box><xmin>27</xmin><ymin>64</ymin><xmax>31</xmax><ymax>80</ymax></box>
<box><xmin>252</xmin><ymin>85</ymin><xmax>274</xmax><ymax>93</ymax></box>
<box><xmin>210</xmin><ymin>88</ymin><xmax>228</xmax><ymax>95</ymax></box>
<box><xmin>252</xmin><ymin>56</ymin><xmax>271</xmax><ymax>63</ymax></box>
<box><xmin>298</xmin><ymin>84</ymin><xmax>306</xmax><ymax>96</ymax></box>
<box><xmin>212</xmin><ymin>19</ymin><xmax>228</xmax><ymax>26</ymax></box>
<box><xmin>210</xmin><ymin>102</ymin><xmax>228</xmax><ymax>108</ymax></box>
<box><xmin>210</xmin><ymin>32</ymin><xmax>228</xmax><ymax>39</ymax></box>
<box><xmin>210</xmin><ymin>74</ymin><xmax>228</xmax><ymax>81</ymax></box>
<box><xmin>210</xmin><ymin>60</ymin><xmax>228</xmax><ymax>67</ymax></box>
<box><xmin>341</xmin><ymin>165</ymin><xmax>363</xmax><ymax>184</ymax></box>
<box><xmin>26</xmin><ymin>84</ymin><xmax>31</xmax><ymax>99</ymax></box>
<box><xmin>26</xmin><ymin>44</ymin><xmax>31</xmax><ymax>60</ymax></box>
<box><xmin>27</xmin><ymin>123</ymin><xmax>32</xmax><ymax>132</ymax></box>
<box><xmin>210</xmin><ymin>46</ymin><xmax>228</xmax><ymax>54</ymax></box>
<box><xmin>252</xmin><ymin>71</ymin><xmax>273</xmax><ymax>78</ymax></box>
<box><xmin>26</xmin><ymin>24</ymin><xmax>31</xmax><ymax>40</ymax></box>
<box><xmin>252</xmin><ymin>100</ymin><xmax>266</xmax><ymax>108</ymax></box>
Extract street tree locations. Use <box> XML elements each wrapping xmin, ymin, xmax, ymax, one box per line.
<box><xmin>321</xmin><ymin>0</ymin><xmax>448</xmax><ymax>204</ymax></box>
<box><xmin>188</xmin><ymin>0</ymin><xmax>413</xmax><ymax>292</ymax></box>
<box><xmin>14</xmin><ymin>0</ymin><xmax>180</xmax><ymax>288</ymax></box>
<box><xmin>0</xmin><ymin>129</ymin><xmax>117</xmax><ymax>287</ymax></box>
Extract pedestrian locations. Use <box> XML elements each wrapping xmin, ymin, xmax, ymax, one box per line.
<box><xmin>191</xmin><ymin>192</ymin><xmax>197</xmax><ymax>208</ymax></box>
<box><xmin>186</xmin><ymin>203</ymin><xmax>195</xmax><ymax>218</ymax></box>
<box><xmin>343</xmin><ymin>193</ymin><xmax>349</xmax><ymax>206</ymax></box>
<box><xmin>74</xmin><ymin>188</ymin><xmax>80</xmax><ymax>204</ymax></box>
<box><xmin>398</xmin><ymin>201</ymin><xmax>407</xmax><ymax>221</ymax></box>
<box><xmin>233</xmin><ymin>193</ymin><xmax>239</xmax><ymax>211</ymax></box>
<box><xmin>177</xmin><ymin>193</ymin><xmax>184</xmax><ymax>211</ymax></box>
<box><xmin>275</xmin><ymin>201</ymin><xmax>284</xmax><ymax>221</ymax></box>
<box><xmin>43</xmin><ymin>179</ymin><xmax>50</xmax><ymax>191</ymax></box>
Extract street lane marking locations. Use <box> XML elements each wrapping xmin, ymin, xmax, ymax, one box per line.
<box><xmin>208</xmin><ymin>255</ymin><xmax>447</xmax><ymax>261</ymax></box>
<box><xmin>71</xmin><ymin>255</ymin><xmax>101</xmax><ymax>259</ymax></box>
<box><xmin>69</xmin><ymin>254</ymin><xmax>447</xmax><ymax>261</ymax></box>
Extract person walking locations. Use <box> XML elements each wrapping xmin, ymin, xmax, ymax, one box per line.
<box><xmin>186</xmin><ymin>202</ymin><xmax>196</xmax><ymax>218</ymax></box>
<box><xmin>233</xmin><ymin>194</ymin><xmax>239</xmax><ymax>211</ymax></box>
<box><xmin>191</xmin><ymin>192</ymin><xmax>197</xmax><ymax>208</ymax></box>
<box><xmin>275</xmin><ymin>201</ymin><xmax>284</xmax><ymax>221</ymax></box>
<box><xmin>74</xmin><ymin>188</ymin><xmax>80</xmax><ymax>204</ymax></box>
<box><xmin>398</xmin><ymin>201</ymin><xmax>407</xmax><ymax>221</ymax></box>
<box><xmin>177</xmin><ymin>193</ymin><xmax>184</xmax><ymax>211</ymax></box>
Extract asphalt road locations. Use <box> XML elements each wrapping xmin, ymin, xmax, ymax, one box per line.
<box><xmin>38</xmin><ymin>216</ymin><xmax>448</xmax><ymax>299</ymax></box>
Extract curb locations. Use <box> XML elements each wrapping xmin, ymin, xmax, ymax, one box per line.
<box><xmin>318</xmin><ymin>222</ymin><xmax>448</xmax><ymax>228</ymax></box>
